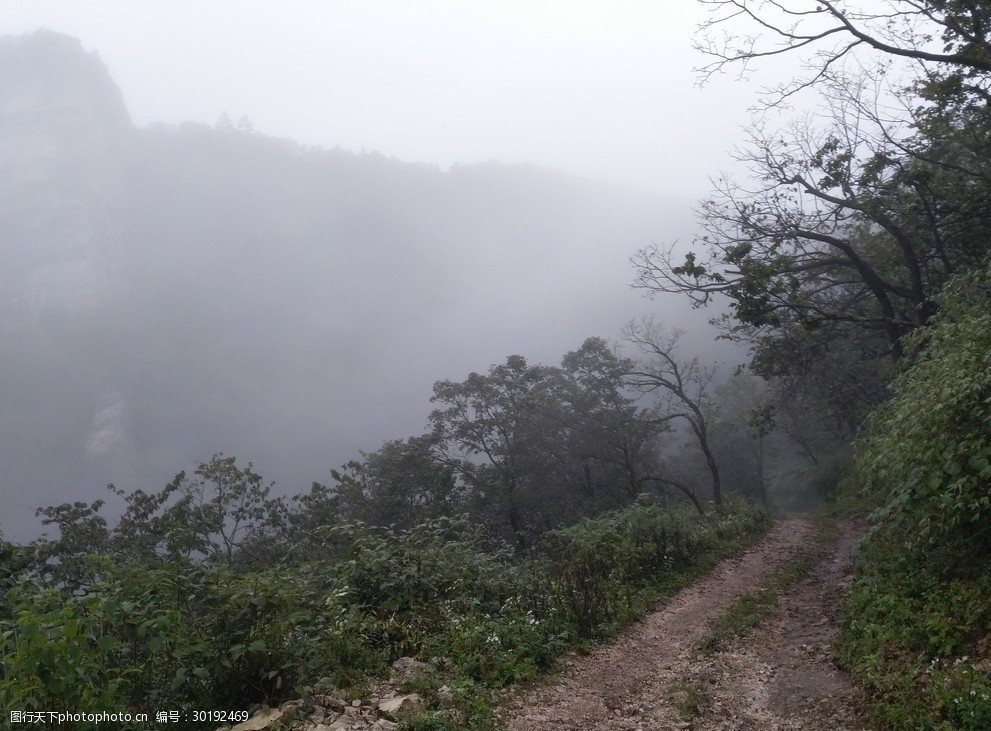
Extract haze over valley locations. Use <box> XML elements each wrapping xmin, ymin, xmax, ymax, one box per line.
<box><xmin>0</xmin><ymin>30</ymin><xmax>717</xmax><ymax>541</ymax></box>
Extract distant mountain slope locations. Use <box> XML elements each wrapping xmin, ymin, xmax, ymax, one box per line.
<box><xmin>0</xmin><ymin>30</ymin><xmax>703</xmax><ymax>542</ymax></box>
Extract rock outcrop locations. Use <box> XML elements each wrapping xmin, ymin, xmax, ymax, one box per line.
<box><xmin>226</xmin><ymin>690</ymin><xmax>422</xmax><ymax>731</ymax></box>
<box><xmin>0</xmin><ymin>29</ymin><xmax>133</xmax><ymax>322</ymax></box>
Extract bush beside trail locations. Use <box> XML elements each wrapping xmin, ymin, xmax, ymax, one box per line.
<box><xmin>0</xmin><ymin>497</ymin><xmax>769</xmax><ymax>731</ymax></box>
<box><xmin>840</xmin><ymin>262</ymin><xmax>991</xmax><ymax>731</ymax></box>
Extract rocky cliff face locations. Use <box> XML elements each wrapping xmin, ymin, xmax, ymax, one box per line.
<box><xmin>1</xmin><ymin>31</ymin><xmax>138</xmax><ymax>535</ymax></box>
<box><xmin>0</xmin><ymin>29</ymin><xmax>133</xmax><ymax>322</ymax></box>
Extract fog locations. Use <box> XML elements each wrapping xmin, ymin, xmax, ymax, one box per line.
<box><xmin>0</xmin><ymin>3</ymin><xmax>777</xmax><ymax>542</ymax></box>
<box><xmin>0</xmin><ymin>1</ymin><xmax>768</xmax><ymax>197</ymax></box>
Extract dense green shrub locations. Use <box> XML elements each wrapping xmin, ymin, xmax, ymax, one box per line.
<box><xmin>1</xmin><ymin>587</ymin><xmax>144</xmax><ymax>717</ymax></box>
<box><xmin>1</xmin><ymin>498</ymin><xmax>769</xmax><ymax>730</ymax></box>
<box><xmin>540</xmin><ymin>495</ymin><xmax>769</xmax><ymax>638</ymax></box>
<box><xmin>856</xmin><ymin>261</ymin><xmax>991</xmax><ymax>559</ymax></box>
<box><xmin>841</xmin><ymin>262</ymin><xmax>991</xmax><ymax>730</ymax></box>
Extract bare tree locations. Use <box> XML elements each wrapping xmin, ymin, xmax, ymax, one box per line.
<box><xmin>695</xmin><ymin>1</ymin><xmax>991</xmax><ymax>99</ymax></box>
<box><xmin>624</xmin><ymin>319</ymin><xmax>723</xmax><ymax>506</ymax></box>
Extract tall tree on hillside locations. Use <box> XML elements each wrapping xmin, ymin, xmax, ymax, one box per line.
<box><xmin>430</xmin><ymin>355</ymin><xmax>559</xmax><ymax>548</ymax></box>
<box><xmin>429</xmin><ymin>344</ymin><xmax>672</xmax><ymax>542</ymax></box>
<box><xmin>330</xmin><ymin>435</ymin><xmax>459</xmax><ymax>532</ymax></box>
<box><xmin>748</xmin><ymin>319</ymin><xmax>891</xmax><ymax>441</ymax></box>
<box><xmin>631</xmin><ymin>100</ymin><xmax>980</xmax><ymax>358</ymax></box>
<box><xmin>551</xmin><ymin>337</ymin><xmax>661</xmax><ymax>505</ymax></box>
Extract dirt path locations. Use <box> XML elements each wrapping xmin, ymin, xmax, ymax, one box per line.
<box><xmin>498</xmin><ymin>518</ymin><xmax>871</xmax><ymax>731</ymax></box>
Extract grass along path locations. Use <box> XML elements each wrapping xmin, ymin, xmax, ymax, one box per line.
<box><xmin>693</xmin><ymin>519</ymin><xmax>840</xmax><ymax>658</ymax></box>
<box><xmin>497</xmin><ymin>518</ymin><xmax>854</xmax><ymax>730</ymax></box>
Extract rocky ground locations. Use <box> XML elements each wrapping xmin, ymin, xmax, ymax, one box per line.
<box><xmin>225</xmin><ymin>664</ymin><xmax>430</xmax><ymax>731</ymax></box>
<box><xmin>498</xmin><ymin>518</ymin><xmax>871</xmax><ymax>731</ymax></box>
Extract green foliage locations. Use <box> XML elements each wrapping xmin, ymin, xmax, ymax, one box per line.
<box><xmin>801</xmin><ymin>449</ymin><xmax>854</xmax><ymax>502</ymax></box>
<box><xmin>28</xmin><ymin>454</ymin><xmax>292</xmax><ymax>584</ymax></box>
<box><xmin>857</xmin><ymin>261</ymin><xmax>991</xmax><ymax>558</ymax></box>
<box><xmin>400</xmin><ymin>716</ymin><xmax>468</xmax><ymax>731</ymax></box>
<box><xmin>324</xmin><ymin>518</ymin><xmax>529</xmax><ymax>665</ymax></box>
<box><xmin>540</xmin><ymin>498</ymin><xmax>693</xmax><ymax>637</ymax></box>
<box><xmin>429</xmin><ymin>340</ymin><xmax>664</xmax><ymax>548</ymax></box>
<box><xmin>331</xmin><ymin>436</ymin><xmax>459</xmax><ymax>533</ymax></box>
<box><xmin>0</xmin><ymin>555</ymin><xmax>378</xmax><ymax>727</ymax></box>
<box><xmin>840</xmin><ymin>262</ymin><xmax>991</xmax><ymax>729</ymax></box>
<box><xmin>0</xmin><ymin>534</ymin><xmax>33</xmax><ymax>599</ymax></box>
<box><xmin>839</xmin><ymin>539</ymin><xmax>991</xmax><ymax>730</ymax></box>
<box><xmin>541</xmin><ymin>495</ymin><xmax>770</xmax><ymax>639</ymax></box>
<box><xmin>31</xmin><ymin>500</ymin><xmax>110</xmax><ymax>590</ymax></box>
<box><xmin>2</xmin><ymin>485</ymin><xmax>769</xmax><ymax>730</ymax></box>
<box><xmin>1</xmin><ymin>589</ymin><xmax>138</xmax><ymax>717</ymax></box>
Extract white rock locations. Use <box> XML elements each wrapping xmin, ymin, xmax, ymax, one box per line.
<box><xmin>231</xmin><ymin>707</ymin><xmax>283</xmax><ymax>731</ymax></box>
<box><xmin>390</xmin><ymin>656</ymin><xmax>434</xmax><ymax>679</ymax></box>
<box><xmin>377</xmin><ymin>693</ymin><xmax>423</xmax><ymax>720</ymax></box>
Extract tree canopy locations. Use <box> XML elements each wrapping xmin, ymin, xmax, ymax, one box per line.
<box><xmin>633</xmin><ymin>0</ymin><xmax>991</xmax><ymax>432</ymax></box>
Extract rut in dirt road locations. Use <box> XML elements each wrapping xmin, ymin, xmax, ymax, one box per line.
<box><xmin>498</xmin><ymin>518</ymin><xmax>870</xmax><ymax>731</ymax></box>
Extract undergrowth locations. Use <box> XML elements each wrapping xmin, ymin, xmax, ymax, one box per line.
<box><xmin>0</xmin><ymin>496</ymin><xmax>770</xmax><ymax>731</ymax></box>
<box><xmin>838</xmin><ymin>535</ymin><xmax>991</xmax><ymax>731</ymax></box>
<box><xmin>837</xmin><ymin>263</ymin><xmax>991</xmax><ymax>730</ymax></box>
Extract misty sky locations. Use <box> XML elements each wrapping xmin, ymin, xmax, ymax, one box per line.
<box><xmin>0</xmin><ymin>0</ymin><xmax>779</xmax><ymax>198</ymax></box>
